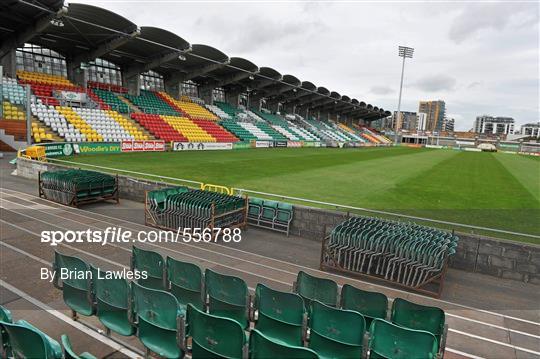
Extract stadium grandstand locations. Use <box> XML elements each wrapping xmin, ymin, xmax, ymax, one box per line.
<box><xmin>0</xmin><ymin>1</ymin><xmax>539</xmax><ymax>359</ymax></box>
<box><xmin>0</xmin><ymin>0</ymin><xmax>392</xmax><ymax>152</ymax></box>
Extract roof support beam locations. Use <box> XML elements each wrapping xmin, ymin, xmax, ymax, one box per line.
<box><xmin>262</xmin><ymin>84</ymin><xmax>297</xmax><ymax>98</ymax></box>
<box><xmin>309</xmin><ymin>97</ymin><xmax>337</xmax><ymax>110</ymax></box>
<box><xmin>68</xmin><ymin>30</ymin><xmax>140</xmax><ymax>73</ymax></box>
<box><xmin>342</xmin><ymin>107</ymin><xmax>368</xmax><ymax>115</ymax></box>
<box><xmin>0</xmin><ymin>7</ymin><xmax>67</xmax><ymax>59</ymax></box>
<box><xmin>250</xmin><ymin>77</ymin><xmax>279</xmax><ymax>90</ymax></box>
<box><xmin>296</xmin><ymin>93</ymin><xmax>321</xmax><ymax>107</ymax></box>
<box><xmin>123</xmin><ymin>50</ymin><xmax>182</xmax><ymax>79</ymax></box>
<box><xmin>204</xmin><ymin>69</ymin><xmax>259</xmax><ymax>90</ymax></box>
<box><xmin>167</xmin><ymin>60</ymin><xmax>229</xmax><ymax>83</ymax></box>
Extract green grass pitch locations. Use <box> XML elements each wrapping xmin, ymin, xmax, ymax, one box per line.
<box><xmin>63</xmin><ymin>147</ymin><xmax>540</xmax><ymax>243</ymax></box>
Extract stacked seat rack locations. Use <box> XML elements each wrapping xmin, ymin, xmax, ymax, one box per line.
<box><xmin>38</xmin><ymin>169</ymin><xmax>119</xmax><ymax>207</ymax></box>
<box><xmin>145</xmin><ymin>187</ymin><xmax>248</xmax><ymax>239</ymax></box>
<box><xmin>320</xmin><ymin>216</ymin><xmax>458</xmax><ymax>298</ymax></box>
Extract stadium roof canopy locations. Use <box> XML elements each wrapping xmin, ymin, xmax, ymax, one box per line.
<box><xmin>0</xmin><ymin>0</ymin><xmax>390</xmax><ymax>120</ymax></box>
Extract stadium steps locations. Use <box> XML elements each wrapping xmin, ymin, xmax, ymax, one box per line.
<box><xmin>117</xmin><ymin>95</ymin><xmax>142</xmax><ymax>113</ymax></box>
<box><xmin>56</xmin><ymin>106</ymin><xmax>103</xmax><ymax>142</ymax></box>
<box><xmin>0</xmin><ymin>128</ymin><xmax>26</xmax><ymax>150</ymax></box>
<box><xmin>160</xmin><ymin>115</ymin><xmax>216</xmax><ymax>142</ymax></box>
<box><xmin>156</xmin><ymin>92</ymin><xmax>188</xmax><ymax>116</ymax></box>
<box><xmin>85</xmin><ymin>88</ymin><xmax>111</xmax><ymax>111</ymax></box>
<box><xmin>31</xmin><ymin>118</ymin><xmax>62</xmax><ymax>142</ymax></box>
<box><xmin>120</xmin><ymin>113</ymin><xmax>156</xmax><ymax>140</ymax></box>
<box><xmin>0</xmin><ymin>119</ymin><xmax>26</xmax><ymax>141</ymax></box>
<box><xmin>158</xmin><ymin>92</ymin><xmax>219</xmax><ymax>121</ymax></box>
<box><xmin>338</xmin><ymin>123</ymin><xmax>356</xmax><ymax>134</ymax></box>
<box><xmin>0</xmin><ymin>138</ymin><xmax>16</xmax><ymax>152</ymax></box>
<box><xmin>191</xmin><ymin>119</ymin><xmax>238</xmax><ymax>143</ymax></box>
<box><xmin>124</xmin><ymin>90</ymin><xmax>181</xmax><ymax>116</ymax></box>
<box><xmin>131</xmin><ymin>113</ymin><xmax>188</xmax><ymax>142</ymax></box>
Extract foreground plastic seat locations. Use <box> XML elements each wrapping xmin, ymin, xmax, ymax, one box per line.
<box><xmin>367</xmin><ymin>319</ymin><xmax>438</xmax><ymax>359</ymax></box>
<box><xmin>0</xmin><ymin>306</ymin><xmax>12</xmax><ymax>323</ymax></box>
<box><xmin>391</xmin><ymin>298</ymin><xmax>447</xmax><ymax>356</ymax></box>
<box><xmin>131</xmin><ymin>246</ymin><xmax>165</xmax><ymax>289</ymax></box>
<box><xmin>308</xmin><ymin>301</ymin><xmax>365</xmax><ymax>359</ymax></box>
<box><xmin>0</xmin><ymin>306</ymin><xmax>12</xmax><ymax>357</ymax></box>
<box><xmin>131</xmin><ymin>282</ymin><xmax>185</xmax><ymax>358</ymax></box>
<box><xmin>187</xmin><ymin>304</ymin><xmax>246</xmax><ymax>358</ymax></box>
<box><xmin>340</xmin><ymin>284</ymin><xmax>388</xmax><ymax>327</ymax></box>
<box><xmin>250</xmin><ymin>329</ymin><xmax>319</xmax><ymax>359</ymax></box>
<box><xmin>294</xmin><ymin>271</ymin><xmax>338</xmax><ymax>307</ymax></box>
<box><xmin>92</xmin><ymin>266</ymin><xmax>135</xmax><ymax>336</ymax></box>
<box><xmin>166</xmin><ymin>257</ymin><xmax>204</xmax><ymax>310</ymax></box>
<box><xmin>205</xmin><ymin>269</ymin><xmax>249</xmax><ymax>328</ymax></box>
<box><xmin>254</xmin><ymin>283</ymin><xmax>305</xmax><ymax>346</ymax></box>
<box><xmin>1</xmin><ymin>320</ymin><xmax>62</xmax><ymax>358</ymax></box>
<box><xmin>61</xmin><ymin>334</ymin><xmax>97</xmax><ymax>359</ymax></box>
<box><xmin>53</xmin><ymin>251</ymin><xmax>93</xmax><ymax>317</ymax></box>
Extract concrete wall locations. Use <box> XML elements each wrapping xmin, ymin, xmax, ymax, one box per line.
<box><xmin>17</xmin><ymin>157</ymin><xmax>540</xmax><ymax>284</ymax></box>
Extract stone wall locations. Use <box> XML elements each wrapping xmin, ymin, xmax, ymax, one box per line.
<box><xmin>16</xmin><ymin>157</ymin><xmax>540</xmax><ymax>284</ymax></box>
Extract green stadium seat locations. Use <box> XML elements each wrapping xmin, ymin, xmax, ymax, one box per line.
<box><xmin>131</xmin><ymin>246</ymin><xmax>165</xmax><ymax>290</ymax></box>
<box><xmin>249</xmin><ymin>329</ymin><xmax>319</xmax><ymax>359</ymax></box>
<box><xmin>260</xmin><ymin>200</ymin><xmax>278</xmax><ymax>224</ymax></box>
<box><xmin>61</xmin><ymin>334</ymin><xmax>97</xmax><ymax>359</ymax></box>
<box><xmin>248</xmin><ymin>197</ymin><xmax>264</xmax><ymax>223</ymax></box>
<box><xmin>130</xmin><ymin>282</ymin><xmax>185</xmax><ymax>358</ymax></box>
<box><xmin>308</xmin><ymin>300</ymin><xmax>365</xmax><ymax>359</ymax></box>
<box><xmin>186</xmin><ymin>304</ymin><xmax>246</xmax><ymax>358</ymax></box>
<box><xmin>1</xmin><ymin>320</ymin><xmax>62</xmax><ymax>359</ymax></box>
<box><xmin>254</xmin><ymin>283</ymin><xmax>306</xmax><ymax>346</ymax></box>
<box><xmin>391</xmin><ymin>297</ymin><xmax>447</xmax><ymax>356</ymax></box>
<box><xmin>367</xmin><ymin>319</ymin><xmax>438</xmax><ymax>359</ymax></box>
<box><xmin>275</xmin><ymin>202</ymin><xmax>294</xmax><ymax>235</ymax></box>
<box><xmin>53</xmin><ymin>251</ymin><xmax>94</xmax><ymax>317</ymax></box>
<box><xmin>294</xmin><ymin>271</ymin><xmax>338</xmax><ymax>307</ymax></box>
<box><xmin>92</xmin><ymin>266</ymin><xmax>135</xmax><ymax>336</ymax></box>
<box><xmin>205</xmin><ymin>269</ymin><xmax>250</xmax><ymax>328</ymax></box>
<box><xmin>248</xmin><ymin>199</ymin><xmax>294</xmax><ymax>235</ymax></box>
<box><xmin>340</xmin><ymin>284</ymin><xmax>388</xmax><ymax>327</ymax></box>
<box><xmin>166</xmin><ymin>257</ymin><xmax>204</xmax><ymax>310</ymax></box>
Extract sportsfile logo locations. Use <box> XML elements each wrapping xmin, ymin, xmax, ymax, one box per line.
<box><xmin>40</xmin><ymin>227</ymin><xmax>242</xmax><ymax>246</ymax></box>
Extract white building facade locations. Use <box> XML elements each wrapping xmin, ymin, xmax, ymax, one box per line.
<box><xmin>474</xmin><ymin>115</ymin><xmax>514</xmax><ymax>135</ymax></box>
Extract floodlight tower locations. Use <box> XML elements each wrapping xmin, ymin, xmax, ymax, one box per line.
<box><xmin>395</xmin><ymin>46</ymin><xmax>414</xmax><ymax>144</ymax></box>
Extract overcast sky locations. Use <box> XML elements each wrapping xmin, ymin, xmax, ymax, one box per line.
<box><xmin>71</xmin><ymin>0</ymin><xmax>539</xmax><ymax>130</ymax></box>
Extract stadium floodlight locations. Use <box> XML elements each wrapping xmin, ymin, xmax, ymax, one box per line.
<box><xmin>395</xmin><ymin>46</ymin><xmax>414</xmax><ymax>144</ymax></box>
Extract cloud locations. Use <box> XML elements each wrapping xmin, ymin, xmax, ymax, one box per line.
<box><xmin>467</xmin><ymin>81</ymin><xmax>481</xmax><ymax>89</ymax></box>
<box><xmin>411</xmin><ymin>75</ymin><xmax>457</xmax><ymax>92</ymax></box>
<box><xmin>449</xmin><ymin>3</ymin><xmax>537</xmax><ymax>43</ymax></box>
<box><xmin>370</xmin><ymin>86</ymin><xmax>394</xmax><ymax>95</ymax></box>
